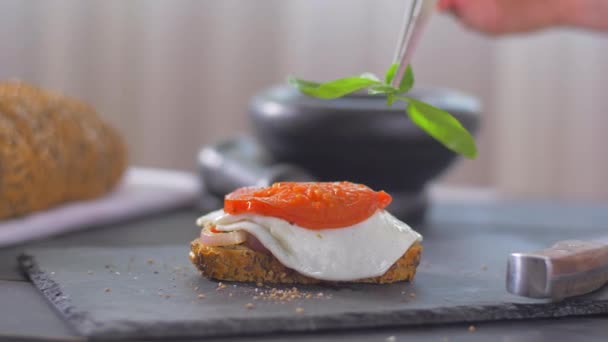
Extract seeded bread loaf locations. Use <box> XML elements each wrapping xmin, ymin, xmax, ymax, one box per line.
<box><xmin>0</xmin><ymin>81</ymin><xmax>127</xmax><ymax>219</ymax></box>
<box><xmin>189</xmin><ymin>239</ymin><xmax>422</xmax><ymax>284</ymax></box>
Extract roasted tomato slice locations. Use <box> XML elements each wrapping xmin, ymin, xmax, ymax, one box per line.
<box><xmin>224</xmin><ymin>182</ymin><xmax>392</xmax><ymax>229</ymax></box>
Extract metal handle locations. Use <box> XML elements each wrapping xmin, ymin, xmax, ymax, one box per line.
<box><xmin>507</xmin><ymin>240</ymin><xmax>608</xmax><ymax>300</ymax></box>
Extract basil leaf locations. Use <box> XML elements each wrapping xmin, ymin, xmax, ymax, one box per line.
<box><xmin>386</xmin><ymin>94</ymin><xmax>395</xmax><ymax>107</ymax></box>
<box><xmin>289</xmin><ymin>76</ymin><xmax>380</xmax><ymax>99</ymax></box>
<box><xmin>384</xmin><ymin>63</ymin><xmax>399</xmax><ymax>84</ymax></box>
<box><xmin>368</xmin><ymin>84</ymin><xmax>397</xmax><ymax>95</ymax></box>
<box><xmin>406</xmin><ymin>97</ymin><xmax>477</xmax><ymax>158</ymax></box>
<box><xmin>360</xmin><ymin>72</ymin><xmax>381</xmax><ymax>82</ymax></box>
<box><xmin>288</xmin><ymin>76</ymin><xmax>321</xmax><ymax>90</ymax></box>
<box><xmin>399</xmin><ymin>65</ymin><xmax>414</xmax><ymax>93</ymax></box>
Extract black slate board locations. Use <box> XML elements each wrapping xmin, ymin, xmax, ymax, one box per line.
<box><xmin>19</xmin><ymin>216</ymin><xmax>608</xmax><ymax>341</ymax></box>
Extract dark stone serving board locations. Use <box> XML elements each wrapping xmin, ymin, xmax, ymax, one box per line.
<box><xmin>19</xmin><ymin>214</ymin><xmax>608</xmax><ymax>341</ymax></box>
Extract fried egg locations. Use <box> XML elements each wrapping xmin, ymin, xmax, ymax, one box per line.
<box><xmin>197</xmin><ymin>209</ymin><xmax>422</xmax><ymax>281</ymax></box>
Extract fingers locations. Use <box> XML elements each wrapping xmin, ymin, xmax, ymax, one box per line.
<box><xmin>437</xmin><ymin>0</ymin><xmax>462</xmax><ymax>11</ymax></box>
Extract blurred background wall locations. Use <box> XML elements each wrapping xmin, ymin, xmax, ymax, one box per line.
<box><xmin>1</xmin><ymin>0</ymin><xmax>607</xmax><ymax>200</ymax></box>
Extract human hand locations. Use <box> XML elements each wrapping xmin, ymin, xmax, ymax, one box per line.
<box><xmin>438</xmin><ymin>0</ymin><xmax>608</xmax><ymax>35</ymax></box>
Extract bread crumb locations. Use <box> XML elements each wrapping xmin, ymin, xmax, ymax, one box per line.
<box><xmin>468</xmin><ymin>325</ymin><xmax>476</xmax><ymax>332</ymax></box>
<box><xmin>147</xmin><ymin>259</ymin><xmax>155</xmax><ymax>264</ymax></box>
<box><xmin>253</xmin><ymin>287</ymin><xmax>306</xmax><ymax>302</ymax></box>
<box><xmin>305</xmin><ymin>293</ymin><xmax>313</xmax><ymax>299</ymax></box>
<box><xmin>104</xmin><ymin>288</ymin><xmax>111</xmax><ymax>293</ymax></box>
<box><xmin>386</xmin><ymin>336</ymin><xmax>396</xmax><ymax>342</ymax></box>
<box><xmin>317</xmin><ymin>292</ymin><xmax>324</xmax><ymax>298</ymax></box>
<box><xmin>217</xmin><ymin>282</ymin><xmax>227</xmax><ymax>290</ymax></box>
<box><xmin>245</xmin><ymin>303</ymin><xmax>255</xmax><ymax>309</ymax></box>
<box><xmin>256</xmin><ymin>282</ymin><xmax>264</xmax><ymax>287</ymax></box>
<box><xmin>409</xmin><ymin>293</ymin><xmax>416</xmax><ymax>298</ymax></box>
<box><xmin>194</xmin><ymin>286</ymin><xmax>199</xmax><ymax>291</ymax></box>
<box><xmin>197</xmin><ymin>294</ymin><xmax>206</xmax><ymax>299</ymax></box>
<box><xmin>295</xmin><ymin>307</ymin><xmax>304</xmax><ymax>314</ymax></box>
<box><xmin>115</xmin><ymin>272</ymin><xmax>120</xmax><ymax>275</ymax></box>
<box><xmin>229</xmin><ymin>293</ymin><xmax>233</xmax><ymax>297</ymax></box>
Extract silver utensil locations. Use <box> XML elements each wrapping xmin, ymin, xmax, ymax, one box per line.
<box><xmin>507</xmin><ymin>239</ymin><xmax>608</xmax><ymax>300</ymax></box>
<box><xmin>391</xmin><ymin>0</ymin><xmax>439</xmax><ymax>88</ymax></box>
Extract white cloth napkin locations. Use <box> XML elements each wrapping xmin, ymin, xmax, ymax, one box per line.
<box><xmin>0</xmin><ymin>167</ymin><xmax>200</xmax><ymax>248</ymax></box>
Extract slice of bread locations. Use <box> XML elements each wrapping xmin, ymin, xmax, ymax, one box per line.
<box><xmin>189</xmin><ymin>239</ymin><xmax>422</xmax><ymax>284</ymax></box>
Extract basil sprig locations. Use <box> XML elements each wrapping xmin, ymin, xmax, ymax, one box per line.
<box><xmin>288</xmin><ymin>64</ymin><xmax>477</xmax><ymax>159</ymax></box>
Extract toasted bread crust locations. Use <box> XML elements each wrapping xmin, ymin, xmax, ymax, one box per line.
<box><xmin>189</xmin><ymin>239</ymin><xmax>422</xmax><ymax>284</ymax></box>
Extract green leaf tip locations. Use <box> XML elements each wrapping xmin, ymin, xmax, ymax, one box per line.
<box><xmin>406</xmin><ymin>97</ymin><xmax>478</xmax><ymax>159</ymax></box>
<box><xmin>384</xmin><ymin>63</ymin><xmax>399</xmax><ymax>84</ymax></box>
<box><xmin>288</xmin><ymin>75</ymin><xmax>380</xmax><ymax>99</ymax></box>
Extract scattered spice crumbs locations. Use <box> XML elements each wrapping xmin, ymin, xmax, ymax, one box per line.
<box><xmin>253</xmin><ymin>287</ymin><xmax>302</xmax><ymax>302</ymax></box>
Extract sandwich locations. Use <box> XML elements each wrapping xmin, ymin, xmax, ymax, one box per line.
<box><xmin>189</xmin><ymin>181</ymin><xmax>422</xmax><ymax>284</ymax></box>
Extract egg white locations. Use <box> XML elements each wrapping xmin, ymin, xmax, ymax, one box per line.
<box><xmin>197</xmin><ymin>209</ymin><xmax>422</xmax><ymax>281</ymax></box>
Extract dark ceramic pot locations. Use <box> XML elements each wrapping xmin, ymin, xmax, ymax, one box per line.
<box><xmin>249</xmin><ymin>85</ymin><xmax>481</xmax><ymax>194</ymax></box>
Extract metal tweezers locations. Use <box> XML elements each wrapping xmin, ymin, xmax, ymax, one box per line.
<box><xmin>391</xmin><ymin>0</ymin><xmax>439</xmax><ymax>88</ymax></box>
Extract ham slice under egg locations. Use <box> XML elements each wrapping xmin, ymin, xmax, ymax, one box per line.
<box><xmin>199</xmin><ymin>225</ymin><xmax>270</xmax><ymax>254</ymax></box>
